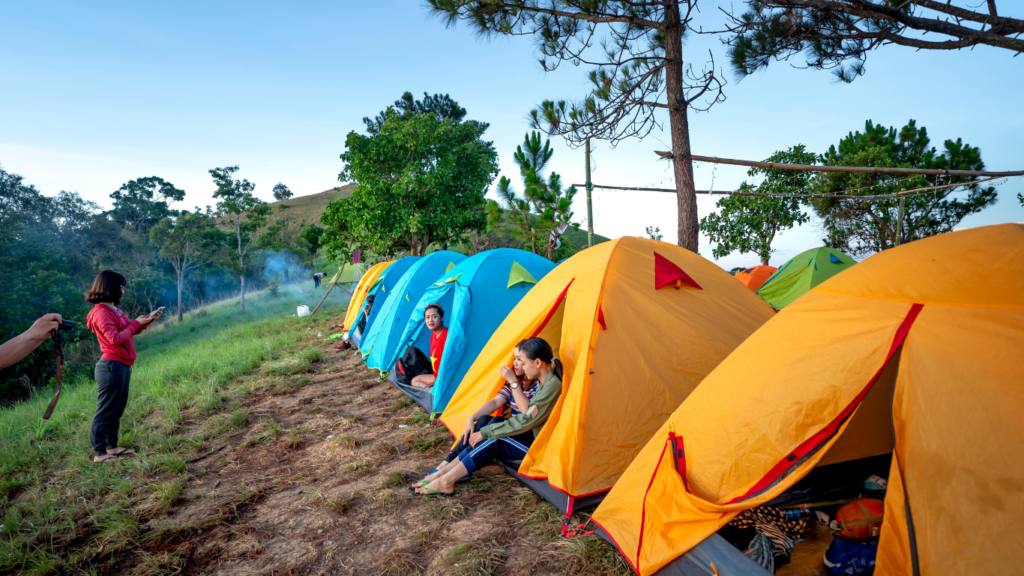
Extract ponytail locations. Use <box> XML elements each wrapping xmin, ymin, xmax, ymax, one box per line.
<box><xmin>551</xmin><ymin>358</ymin><xmax>564</xmax><ymax>382</ymax></box>
<box><xmin>520</xmin><ymin>338</ymin><xmax>563</xmax><ymax>382</ymax></box>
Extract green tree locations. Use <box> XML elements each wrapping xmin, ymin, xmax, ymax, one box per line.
<box><xmin>427</xmin><ymin>1</ymin><xmax>727</xmax><ymax>253</ymax></box>
<box><xmin>645</xmin><ymin>226</ymin><xmax>663</xmax><ymax>241</ymax></box>
<box><xmin>490</xmin><ymin>132</ymin><xmax>577</xmax><ymax>260</ymax></box>
<box><xmin>0</xmin><ymin>166</ymin><xmax>99</xmax><ymax>400</ymax></box>
<box><xmin>109</xmin><ymin>176</ymin><xmax>185</xmax><ymax>235</ymax></box>
<box><xmin>811</xmin><ymin>120</ymin><xmax>997</xmax><ymax>256</ymax></box>
<box><xmin>150</xmin><ymin>210</ymin><xmax>221</xmax><ymax>322</ymax></box>
<box><xmin>362</xmin><ymin>91</ymin><xmax>470</xmax><ymax>135</ymax></box>
<box><xmin>700</xmin><ymin>146</ymin><xmax>815</xmax><ymax>265</ymax></box>
<box><xmin>272</xmin><ymin>182</ymin><xmax>293</xmax><ymax>202</ymax></box>
<box><xmin>211</xmin><ymin>166</ymin><xmax>271</xmax><ymax>311</ymax></box>
<box><xmin>299</xmin><ymin>224</ymin><xmax>325</xmax><ymax>264</ymax></box>
<box><xmin>323</xmin><ymin>108</ymin><xmax>498</xmax><ymax>258</ymax></box>
<box><xmin>725</xmin><ymin>2</ymin><xmax>1024</xmax><ymax>83</ymax></box>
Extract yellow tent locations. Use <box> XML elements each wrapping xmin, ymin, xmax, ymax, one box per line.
<box><xmin>592</xmin><ymin>224</ymin><xmax>1024</xmax><ymax>576</ymax></box>
<box><xmin>341</xmin><ymin>260</ymin><xmax>392</xmax><ymax>332</ymax></box>
<box><xmin>440</xmin><ymin>237</ymin><xmax>775</xmax><ymax>517</ymax></box>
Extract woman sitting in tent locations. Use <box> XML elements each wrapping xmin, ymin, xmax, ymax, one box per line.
<box><xmin>411</xmin><ymin>340</ymin><xmax>539</xmax><ymax>489</ymax></box>
<box><xmin>413</xmin><ymin>338</ymin><xmax>563</xmax><ymax>496</ymax></box>
<box><xmin>410</xmin><ymin>304</ymin><xmax>448</xmax><ymax>389</ymax></box>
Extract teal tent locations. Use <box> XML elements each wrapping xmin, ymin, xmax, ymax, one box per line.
<box><xmin>362</xmin><ymin>251</ymin><xmax>467</xmax><ymax>371</ymax></box>
<box><xmin>387</xmin><ymin>249</ymin><xmax>557</xmax><ymax>415</ymax></box>
<box><xmin>348</xmin><ymin>257</ymin><xmax>420</xmax><ymax>347</ymax></box>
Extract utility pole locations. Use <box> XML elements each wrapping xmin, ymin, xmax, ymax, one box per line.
<box><xmin>895</xmin><ymin>197</ymin><xmax>906</xmax><ymax>247</ymax></box>
<box><xmin>585</xmin><ymin>138</ymin><xmax>594</xmax><ymax>248</ymax></box>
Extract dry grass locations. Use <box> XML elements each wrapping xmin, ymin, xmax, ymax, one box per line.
<box><xmin>376</xmin><ymin>547</ymin><xmax>423</xmax><ymax>576</ymax></box>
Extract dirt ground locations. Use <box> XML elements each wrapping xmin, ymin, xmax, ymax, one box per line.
<box><xmin>144</xmin><ymin>341</ymin><xmax>631</xmax><ymax>576</ymax></box>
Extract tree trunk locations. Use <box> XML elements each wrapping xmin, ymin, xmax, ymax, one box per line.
<box><xmin>177</xmin><ymin>267</ymin><xmax>184</xmax><ymax>322</ymax></box>
<box><xmin>239</xmin><ymin>251</ymin><xmax>246</xmax><ymax>312</ymax></box>
<box><xmin>761</xmin><ymin>256</ymin><xmax>769</xmax><ymax>266</ymax></box>
<box><xmin>664</xmin><ymin>2</ymin><xmax>699</xmax><ymax>253</ymax></box>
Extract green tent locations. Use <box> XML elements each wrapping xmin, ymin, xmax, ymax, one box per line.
<box><xmin>334</xmin><ymin>262</ymin><xmax>368</xmax><ymax>284</ymax></box>
<box><xmin>756</xmin><ymin>247</ymin><xmax>856</xmax><ymax>309</ymax></box>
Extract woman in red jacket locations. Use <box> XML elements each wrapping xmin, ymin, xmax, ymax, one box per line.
<box><xmin>85</xmin><ymin>270</ymin><xmax>161</xmax><ymax>463</ymax></box>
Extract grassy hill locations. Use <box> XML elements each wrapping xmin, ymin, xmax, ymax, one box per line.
<box><xmin>268</xmin><ymin>184</ymin><xmax>355</xmax><ymax>226</ymax></box>
<box><xmin>0</xmin><ymin>289</ymin><xmax>630</xmax><ymax>575</ymax></box>
<box><xmin>274</xmin><ymin>184</ymin><xmax>611</xmax><ymax>261</ymax></box>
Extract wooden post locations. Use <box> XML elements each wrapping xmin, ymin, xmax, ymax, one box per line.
<box><xmin>895</xmin><ymin>197</ymin><xmax>906</xmax><ymax>247</ymax></box>
<box><xmin>585</xmin><ymin>138</ymin><xmax>594</xmax><ymax>248</ymax></box>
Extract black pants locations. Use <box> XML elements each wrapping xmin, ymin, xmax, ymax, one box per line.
<box><xmin>91</xmin><ymin>359</ymin><xmax>131</xmax><ymax>456</ymax></box>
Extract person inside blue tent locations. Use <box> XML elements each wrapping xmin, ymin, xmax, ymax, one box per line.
<box><xmin>412</xmin><ymin>338</ymin><xmax>563</xmax><ymax>496</ymax></box>
<box><xmin>410</xmin><ymin>304</ymin><xmax>447</xmax><ymax>389</ymax></box>
<box><xmin>411</xmin><ymin>339</ymin><xmax>539</xmax><ymax>490</ymax></box>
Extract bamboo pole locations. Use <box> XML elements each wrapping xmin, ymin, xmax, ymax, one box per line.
<box><xmin>576</xmin><ymin>176</ymin><xmax>1000</xmax><ymax>201</ymax></box>
<box><xmin>653</xmin><ymin>151</ymin><xmax>1024</xmax><ymax>178</ymax></box>
<box><xmin>309</xmin><ymin>263</ymin><xmax>346</xmax><ymax>317</ymax></box>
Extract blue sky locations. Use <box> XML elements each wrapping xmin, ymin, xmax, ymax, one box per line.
<box><xmin>3</xmin><ymin>1</ymin><xmax>1022</xmax><ymax>270</ymax></box>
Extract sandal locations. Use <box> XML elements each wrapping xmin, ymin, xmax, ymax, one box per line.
<box><xmin>93</xmin><ymin>454</ymin><xmax>119</xmax><ymax>463</ymax></box>
<box><xmin>107</xmin><ymin>447</ymin><xmax>136</xmax><ymax>457</ymax></box>
<box><xmin>408</xmin><ymin>479</ymin><xmax>431</xmax><ymax>492</ymax></box>
<box><xmin>416</xmin><ymin>487</ymin><xmax>453</xmax><ymax>497</ymax></box>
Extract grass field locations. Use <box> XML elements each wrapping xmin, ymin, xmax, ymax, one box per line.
<box><xmin>0</xmin><ymin>284</ymin><xmax>630</xmax><ymax>575</ymax></box>
<box><xmin>0</xmin><ymin>289</ymin><xmax>330</xmax><ymax>573</ymax></box>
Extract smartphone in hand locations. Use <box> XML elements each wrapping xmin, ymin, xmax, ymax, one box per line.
<box><xmin>147</xmin><ymin>306</ymin><xmax>166</xmax><ymax>318</ymax></box>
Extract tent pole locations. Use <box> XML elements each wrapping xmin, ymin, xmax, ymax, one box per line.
<box><xmin>585</xmin><ymin>138</ymin><xmax>594</xmax><ymax>248</ymax></box>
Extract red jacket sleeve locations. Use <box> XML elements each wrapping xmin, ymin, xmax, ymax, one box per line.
<box><xmin>94</xmin><ymin>308</ymin><xmax>141</xmax><ymax>345</ymax></box>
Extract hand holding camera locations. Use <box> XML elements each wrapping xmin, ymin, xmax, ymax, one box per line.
<box><xmin>27</xmin><ymin>313</ymin><xmax>65</xmax><ymax>342</ymax></box>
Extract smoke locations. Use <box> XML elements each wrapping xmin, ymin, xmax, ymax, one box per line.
<box><xmin>260</xmin><ymin>250</ymin><xmax>310</xmax><ymax>285</ymax></box>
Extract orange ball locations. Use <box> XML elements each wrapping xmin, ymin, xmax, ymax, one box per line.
<box><xmin>837</xmin><ymin>498</ymin><xmax>885</xmax><ymax>540</ymax></box>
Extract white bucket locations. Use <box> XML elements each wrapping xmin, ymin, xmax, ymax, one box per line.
<box><xmin>296</xmin><ymin>305</ymin><xmax>310</xmax><ymax>317</ymax></box>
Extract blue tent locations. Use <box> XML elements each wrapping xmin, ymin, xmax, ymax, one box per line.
<box><xmin>388</xmin><ymin>249</ymin><xmax>556</xmax><ymax>415</ymax></box>
<box><xmin>349</xmin><ymin>257</ymin><xmax>420</xmax><ymax>347</ymax></box>
<box><xmin>362</xmin><ymin>251</ymin><xmax>467</xmax><ymax>371</ymax></box>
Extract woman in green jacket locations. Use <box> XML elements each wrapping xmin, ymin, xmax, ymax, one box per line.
<box><xmin>414</xmin><ymin>338</ymin><xmax>563</xmax><ymax>496</ymax></box>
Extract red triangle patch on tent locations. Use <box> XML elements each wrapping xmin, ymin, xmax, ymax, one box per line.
<box><xmin>654</xmin><ymin>251</ymin><xmax>702</xmax><ymax>290</ymax></box>
<box><xmin>597</xmin><ymin>305</ymin><xmax>607</xmax><ymax>330</ymax></box>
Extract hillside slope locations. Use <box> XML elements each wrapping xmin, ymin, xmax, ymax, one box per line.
<box><xmin>269</xmin><ymin>184</ymin><xmax>355</xmax><ymax>225</ymax></box>
<box><xmin>275</xmin><ymin>184</ymin><xmax>611</xmax><ymax>255</ymax></box>
<box><xmin>0</xmin><ymin>293</ymin><xmax>631</xmax><ymax>575</ymax></box>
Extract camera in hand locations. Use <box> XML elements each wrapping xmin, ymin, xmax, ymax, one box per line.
<box><xmin>59</xmin><ymin>319</ymin><xmax>74</xmax><ymax>331</ymax></box>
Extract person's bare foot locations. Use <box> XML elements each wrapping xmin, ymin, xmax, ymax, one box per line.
<box><xmin>107</xmin><ymin>447</ymin><xmax>136</xmax><ymax>456</ymax></box>
<box><xmin>93</xmin><ymin>454</ymin><xmax>118</xmax><ymax>463</ymax></box>
<box><xmin>414</xmin><ymin>477</ymin><xmax>454</xmax><ymax>495</ymax></box>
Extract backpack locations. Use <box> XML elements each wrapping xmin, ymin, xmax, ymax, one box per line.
<box><xmin>394</xmin><ymin>346</ymin><xmax>432</xmax><ymax>387</ymax></box>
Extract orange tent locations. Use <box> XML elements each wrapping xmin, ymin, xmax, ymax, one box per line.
<box><xmin>734</xmin><ymin>265</ymin><xmax>777</xmax><ymax>292</ymax></box>
<box><xmin>592</xmin><ymin>224</ymin><xmax>1024</xmax><ymax>576</ymax></box>
<box><xmin>341</xmin><ymin>260</ymin><xmax>392</xmax><ymax>332</ymax></box>
<box><xmin>440</xmin><ymin>237</ymin><xmax>775</xmax><ymax>519</ymax></box>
